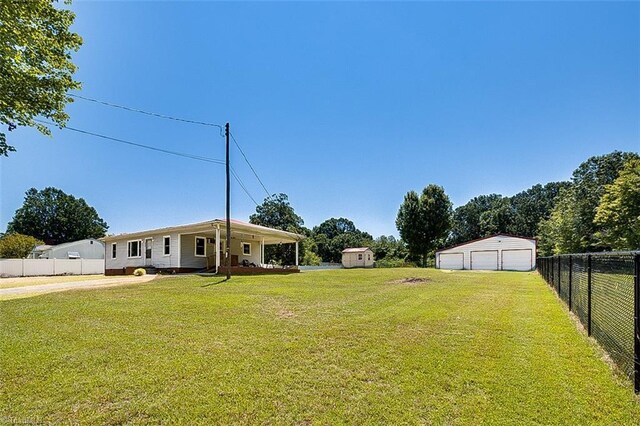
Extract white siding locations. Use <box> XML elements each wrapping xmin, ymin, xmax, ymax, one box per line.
<box><xmin>436</xmin><ymin>235</ymin><xmax>536</xmax><ymax>271</ymax></box>
<box><xmin>105</xmin><ymin>231</ymin><xmax>181</xmax><ymax>271</ymax></box>
<box><xmin>46</xmin><ymin>239</ymin><xmax>105</xmax><ymax>259</ymax></box>
<box><xmin>341</xmin><ymin>250</ymin><xmax>374</xmax><ymax>268</ymax></box>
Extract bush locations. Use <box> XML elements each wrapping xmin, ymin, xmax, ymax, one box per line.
<box><xmin>374</xmin><ymin>258</ymin><xmax>418</xmax><ymax>268</ymax></box>
<box><xmin>301</xmin><ymin>251</ymin><xmax>322</xmax><ymax>266</ymax></box>
<box><xmin>133</xmin><ymin>268</ymin><xmax>146</xmax><ymax>276</ymax></box>
<box><xmin>0</xmin><ymin>233</ymin><xmax>44</xmax><ymax>258</ymax></box>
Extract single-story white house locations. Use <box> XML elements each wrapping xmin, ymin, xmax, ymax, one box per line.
<box><xmin>342</xmin><ymin>247</ymin><xmax>375</xmax><ymax>269</ymax></box>
<box><xmin>436</xmin><ymin>234</ymin><xmax>536</xmax><ymax>271</ymax></box>
<box><xmin>102</xmin><ymin>219</ymin><xmax>305</xmax><ymax>275</ymax></box>
<box><xmin>28</xmin><ymin>239</ymin><xmax>105</xmax><ymax>260</ymax></box>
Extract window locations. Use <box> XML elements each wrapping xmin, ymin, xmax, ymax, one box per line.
<box><xmin>195</xmin><ymin>237</ymin><xmax>206</xmax><ymax>257</ymax></box>
<box><xmin>242</xmin><ymin>242</ymin><xmax>251</xmax><ymax>256</ymax></box>
<box><xmin>368</xmin><ymin>254</ymin><xmax>371</xmax><ymax>261</ymax></box>
<box><xmin>358</xmin><ymin>254</ymin><xmax>363</xmax><ymax>261</ymax></box>
<box><xmin>127</xmin><ymin>240</ymin><xmax>142</xmax><ymax>258</ymax></box>
<box><xmin>163</xmin><ymin>236</ymin><xmax>171</xmax><ymax>256</ymax></box>
<box><xmin>111</xmin><ymin>243</ymin><xmax>117</xmax><ymax>259</ymax></box>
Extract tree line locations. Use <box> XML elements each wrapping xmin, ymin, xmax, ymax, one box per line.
<box><xmin>252</xmin><ymin>150</ymin><xmax>639</xmax><ymax>266</ymax></box>
<box><xmin>2</xmin><ymin>151</ymin><xmax>637</xmax><ymax>262</ymax></box>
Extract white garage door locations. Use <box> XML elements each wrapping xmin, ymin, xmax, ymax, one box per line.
<box><xmin>471</xmin><ymin>251</ymin><xmax>498</xmax><ymax>270</ymax></box>
<box><xmin>439</xmin><ymin>253</ymin><xmax>463</xmax><ymax>270</ymax></box>
<box><xmin>502</xmin><ymin>249</ymin><xmax>532</xmax><ymax>271</ymax></box>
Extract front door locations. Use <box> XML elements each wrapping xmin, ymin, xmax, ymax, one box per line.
<box><xmin>145</xmin><ymin>238</ymin><xmax>153</xmax><ymax>266</ymax></box>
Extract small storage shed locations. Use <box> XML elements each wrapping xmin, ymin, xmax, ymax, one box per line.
<box><xmin>436</xmin><ymin>234</ymin><xmax>536</xmax><ymax>271</ymax></box>
<box><xmin>342</xmin><ymin>247</ymin><xmax>374</xmax><ymax>269</ymax></box>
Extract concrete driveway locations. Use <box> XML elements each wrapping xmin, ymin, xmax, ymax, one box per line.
<box><xmin>0</xmin><ymin>275</ymin><xmax>157</xmax><ymax>300</ymax></box>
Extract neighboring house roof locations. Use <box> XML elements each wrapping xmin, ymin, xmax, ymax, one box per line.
<box><xmin>32</xmin><ymin>245</ymin><xmax>54</xmax><ymax>252</ymax></box>
<box><xmin>342</xmin><ymin>247</ymin><xmax>371</xmax><ymax>253</ymax></box>
<box><xmin>436</xmin><ymin>233</ymin><xmax>536</xmax><ymax>254</ymax></box>
<box><xmin>102</xmin><ymin>219</ymin><xmax>305</xmax><ymax>245</ymax></box>
<box><xmin>47</xmin><ymin>239</ymin><xmax>102</xmax><ymax>251</ymax></box>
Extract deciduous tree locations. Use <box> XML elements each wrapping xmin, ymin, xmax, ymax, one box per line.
<box><xmin>312</xmin><ymin>218</ymin><xmax>373</xmax><ymax>263</ymax></box>
<box><xmin>249</xmin><ymin>193</ymin><xmax>304</xmax><ymax>265</ymax></box>
<box><xmin>396</xmin><ymin>185</ymin><xmax>452</xmax><ymax>267</ymax></box>
<box><xmin>0</xmin><ymin>233</ymin><xmax>44</xmax><ymax>259</ymax></box>
<box><xmin>7</xmin><ymin>187</ymin><xmax>108</xmax><ymax>245</ymax></box>
<box><xmin>594</xmin><ymin>158</ymin><xmax>640</xmax><ymax>250</ymax></box>
<box><xmin>0</xmin><ymin>0</ymin><xmax>82</xmax><ymax>156</ymax></box>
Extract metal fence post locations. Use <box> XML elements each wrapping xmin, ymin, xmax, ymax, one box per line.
<box><xmin>558</xmin><ymin>256</ymin><xmax>561</xmax><ymax>295</ymax></box>
<box><xmin>587</xmin><ymin>254</ymin><xmax>592</xmax><ymax>336</ymax></box>
<box><xmin>568</xmin><ymin>255</ymin><xmax>573</xmax><ymax>311</ymax></box>
<box><xmin>634</xmin><ymin>253</ymin><xmax>640</xmax><ymax>394</ymax></box>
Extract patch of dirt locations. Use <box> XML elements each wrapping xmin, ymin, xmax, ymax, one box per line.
<box><xmin>389</xmin><ymin>277</ymin><xmax>432</xmax><ymax>285</ymax></box>
<box><xmin>277</xmin><ymin>309</ymin><xmax>296</xmax><ymax>319</ymax></box>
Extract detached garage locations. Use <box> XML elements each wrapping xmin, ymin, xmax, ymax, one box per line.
<box><xmin>436</xmin><ymin>234</ymin><xmax>536</xmax><ymax>271</ymax></box>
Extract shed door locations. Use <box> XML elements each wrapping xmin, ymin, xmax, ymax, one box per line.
<box><xmin>502</xmin><ymin>249</ymin><xmax>532</xmax><ymax>271</ymax></box>
<box><xmin>471</xmin><ymin>251</ymin><xmax>498</xmax><ymax>270</ymax></box>
<box><xmin>439</xmin><ymin>253</ymin><xmax>463</xmax><ymax>270</ymax></box>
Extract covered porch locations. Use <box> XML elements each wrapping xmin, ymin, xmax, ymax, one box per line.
<box><xmin>178</xmin><ymin>219</ymin><xmax>304</xmax><ymax>275</ymax></box>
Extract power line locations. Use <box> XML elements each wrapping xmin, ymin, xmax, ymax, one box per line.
<box><xmin>69</xmin><ymin>93</ymin><xmax>224</xmax><ymax>133</ymax></box>
<box><xmin>34</xmin><ymin>119</ymin><xmax>259</xmax><ymax>205</ymax></box>
<box><xmin>230</xmin><ymin>132</ymin><xmax>271</xmax><ymax>197</ymax></box>
<box><xmin>34</xmin><ymin>119</ymin><xmax>224</xmax><ymax>164</ymax></box>
<box><xmin>230</xmin><ymin>168</ymin><xmax>259</xmax><ymax>206</ymax></box>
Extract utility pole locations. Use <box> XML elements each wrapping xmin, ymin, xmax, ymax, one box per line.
<box><xmin>225</xmin><ymin>122</ymin><xmax>231</xmax><ymax>280</ymax></box>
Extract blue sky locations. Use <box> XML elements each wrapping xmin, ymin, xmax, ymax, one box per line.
<box><xmin>1</xmin><ymin>1</ymin><xmax>638</xmax><ymax>237</ymax></box>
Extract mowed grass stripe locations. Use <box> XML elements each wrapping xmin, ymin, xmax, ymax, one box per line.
<box><xmin>1</xmin><ymin>269</ymin><xmax>638</xmax><ymax>424</ymax></box>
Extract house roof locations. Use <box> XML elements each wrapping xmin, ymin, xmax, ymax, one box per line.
<box><xmin>342</xmin><ymin>247</ymin><xmax>371</xmax><ymax>253</ymax></box>
<box><xmin>102</xmin><ymin>219</ymin><xmax>305</xmax><ymax>245</ymax></box>
<box><xmin>435</xmin><ymin>233</ymin><xmax>536</xmax><ymax>254</ymax></box>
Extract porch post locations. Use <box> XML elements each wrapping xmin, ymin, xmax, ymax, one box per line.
<box><xmin>295</xmin><ymin>241</ymin><xmax>299</xmax><ymax>266</ymax></box>
<box><xmin>215</xmin><ymin>225</ymin><xmax>221</xmax><ymax>274</ymax></box>
<box><xmin>261</xmin><ymin>238</ymin><xmax>265</xmax><ymax>266</ymax></box>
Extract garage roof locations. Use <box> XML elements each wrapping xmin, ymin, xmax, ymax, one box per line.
<box><xmin>436</xmin><ymin>234</ymin><xmax>536</xmax><ymax>254</ymax></box>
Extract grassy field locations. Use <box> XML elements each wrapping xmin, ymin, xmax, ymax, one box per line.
<box><xmin>0</xmin><ymin>274</ymin><xmax>108</xmax><ymax>289</ymax></box>
<box><xmin>1</xmin><ymin>269</ymin><xmax>639</xmax><ymax>424</ymax></box>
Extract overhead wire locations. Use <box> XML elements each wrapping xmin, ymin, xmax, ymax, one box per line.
<box><xmin>34</xmin><ymin>119</ymin><xmax>260</xmax><ymax>206</ymax></box>
<box><xmin>69</xmin><ymin>93</ymin><xmax>225</xmax><ymax>135</ymax></box>
<box><xmin>230</xmin><ymin>132</ymin><xmax>271</xmax><ymax>198</ymax></box>
<box><xmin>67</xmin><ymin>94</ymin><xmax>269</xmax><ymax>202</ymax></box>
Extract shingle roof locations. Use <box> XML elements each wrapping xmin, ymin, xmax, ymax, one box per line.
<box><xmin>342</xmin><ymin>247</ymin><xmax>371</xmax><ymax>253</ymax></box>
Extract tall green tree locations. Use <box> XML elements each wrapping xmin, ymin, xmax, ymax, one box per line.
<box><xmin>508</xmin><ymin>181</ymin><xmax>570</xmax><ymax>237</ymax></box>
<box><xmin>249</xmin><ymin>193</ymin><xmax>304</xmax><ymax>265</ymax></box>
<box><xmin>396</xmin><ymin>184</ymin><xmax>452</xmax><ymax>267</ymax></box>
<box><xmin>568</xmin><ymin>151</ymin><xmax>639</xmax><ymax>251</ymax></box>
<box><xmin>312</xmin><ymin>218</ymin><xmax>373</xmax><ymax>263</ymax></box>
<box><xmin>537</xmin><ymin>151</ymin><xmax>639</xmax><ymax>254</ymax></box>
<box><xmin>371</xmin><ymin>235</ymin><xmax>408</xmax><ymax>261</ymax></box>
<box><xmin>0</xmin><ymin>0</ymin><xmax>82</xmax><ymax>156</ymax></box>
<box><xmin>594</xmin><ymin>158</ymin><xmax>640</xmax><ymax>250</ymax></box>
<box><xmin>449</xmin><ymin>194</ymin><xmax>505</xmax><ymax>244</ymax></box>
<box><xmin>0</xmin><ymin>233</ymin><xmax>44</xmax><ymax>259</ymax></box>
<box><xmin>7</xmin><ymin>187</ymin><xmax>108</xmax><ymax>245</ymax></box>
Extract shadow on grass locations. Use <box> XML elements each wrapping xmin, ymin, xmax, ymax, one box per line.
<box><xmin>200</xmin><ymin>278</ymin><xmax>229</xmax><ymax>287</ymax></box>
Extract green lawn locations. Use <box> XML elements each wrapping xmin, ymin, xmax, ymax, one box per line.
<box><xmin>1</xmin><ymin>269</ymin><xmax>638</xmax><ymax>424</ymax></box>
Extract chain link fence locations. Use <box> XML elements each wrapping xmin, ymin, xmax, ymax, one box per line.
<box><xmin>538</xmin><ymin>252</ymin><xmax>640</xmax><ymax>392</ymax></box>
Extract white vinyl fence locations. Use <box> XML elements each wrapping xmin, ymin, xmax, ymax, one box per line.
<box><xmin>0</xmin><ymin>259</ymin><xmax>104</xmax><ymax>277</ymax></box>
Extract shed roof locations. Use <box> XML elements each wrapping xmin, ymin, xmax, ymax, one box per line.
<box><xmin>342</xmin><ymin>247</ymin><xmax>372</xmax><ymax>253</ymax></box>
